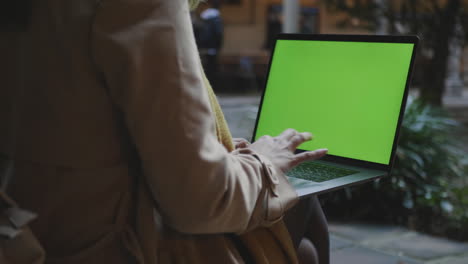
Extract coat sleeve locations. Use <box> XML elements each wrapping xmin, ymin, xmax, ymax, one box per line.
<box><xmin>91</xmin><ymin>0</ymin><xmax>298</xmax><ymax>234</ymax></box>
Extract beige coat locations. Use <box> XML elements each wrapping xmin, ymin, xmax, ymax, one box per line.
<box><xmin>0</xmin><ymin>0</ymin><xmax>298</xmax><ymax>263</ymax></box>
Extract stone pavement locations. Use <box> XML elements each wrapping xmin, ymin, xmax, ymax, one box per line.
<box><xmin>217</xmin><ymin>92</ymin><xmax>468</xmax><ymax>264</ymax></box>
<box><xmin>329</xmin><ymin>222</ymin><xmax>468</xmax><ymax>264</ymax></box>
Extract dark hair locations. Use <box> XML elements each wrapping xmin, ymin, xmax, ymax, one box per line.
<box><xmin>210</xmin><ymin>0</ymin><xmax>222</xmax><ymax>9</ymax></box>
<box><xmin>0</xmin><ymin>1</ymin><xmax>33</xmax><ymax>31</ymax></box>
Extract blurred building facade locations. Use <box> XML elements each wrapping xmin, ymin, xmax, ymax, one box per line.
<box><xmin>214</xmin><ymin>0</ymin><xmax>369</xmax><ymax>54</ymax></box>
<box><xmin>194</xmin><ymin>0</ymin><xmax>467</xmax><ymax>93</ymax></box>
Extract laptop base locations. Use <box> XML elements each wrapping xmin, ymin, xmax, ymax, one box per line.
<box><xmin>288</xmin><ymin>160</ymin><xmax>387</xmax><ymax>198</ymax></box>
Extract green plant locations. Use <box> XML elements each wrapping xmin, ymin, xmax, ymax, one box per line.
<box><xmin>391</xmin><ymin>96</ymin><xmax>466</xmax><ymax>212</ymax></box>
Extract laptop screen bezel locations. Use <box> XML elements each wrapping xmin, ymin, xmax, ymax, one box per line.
<box><xmin>251</xmin><ymin>34</ymin><xmax>419</xmax><ymax>172</ymax></box>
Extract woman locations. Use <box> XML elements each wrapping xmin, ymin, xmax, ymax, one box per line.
<box><xmin>0</xmin><ymin>0</ymin><xmax>329</xmax><ymax>263</ymax></box>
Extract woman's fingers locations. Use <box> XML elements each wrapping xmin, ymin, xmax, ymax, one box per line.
<box><xmin>279</xmin><ymin>128</ymin><xmax>299</xmax><ymax>141</ymax></box>
<box><xmin>250</xmin><ymin>129</ymin><xmax>326</xmax><ymax>173</ymax></box>
<box><xmin>291</xmin><ymin>149</ymin><xmax>328</xmax><ymax>167</ymax></box>
<box><xmin>233</xmin><ymin>138</ymin><xmax>250</xmax><ymax>149</ymax></box>
<box><xmin>289</xmin><ymin>132</ymin><xmax>313</xmax><ymax>151</ymax></box>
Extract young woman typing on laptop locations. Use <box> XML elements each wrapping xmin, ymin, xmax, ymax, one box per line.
<box><xmin>0</xmin><ymin>0</ymin><xmax>329</xmax><ymax>263</ymax></box>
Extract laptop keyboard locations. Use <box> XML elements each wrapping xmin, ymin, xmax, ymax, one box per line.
<box><xmin>287</xmin><ymin>161</ymin><xmax>358</xmax><ymax>182</ymax></box>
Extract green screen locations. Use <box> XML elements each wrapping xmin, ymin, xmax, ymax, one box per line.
<box><xmin>255</xmin><ymin>40</ymin><xmax>414</xmax><ymax>165</ymax></box>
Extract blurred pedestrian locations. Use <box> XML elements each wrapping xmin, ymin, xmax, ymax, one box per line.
<box><xmin>197</xmin><ymin>0</ymin><xmax>224</xmax><ymax>91</ymax></box>
<box><xmin>264</xmin><ymin>5</ymin><xmax>282</xmax><ymax>50</ymax></box>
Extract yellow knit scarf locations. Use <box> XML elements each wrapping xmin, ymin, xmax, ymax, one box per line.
<box><xmin>203</xmin><ymin>74</ymin><xmax>298</xmax><ymax>264</ymax></box>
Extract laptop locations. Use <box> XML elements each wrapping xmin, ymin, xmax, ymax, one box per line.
<box><xmin>252</xmin><ymin>34</ymin><xmax>418</xmax><ymax>198</ymax></box>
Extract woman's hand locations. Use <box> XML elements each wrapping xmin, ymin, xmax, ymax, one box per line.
<box><xmin>249</xmin><ymin>129</ymin><xmax>328</xmax><ymax>173</ymax></box>
<box><xmin>233</xmin><ymin>138</ymin><xmax>250</xmax><ymax>149</ymax></box>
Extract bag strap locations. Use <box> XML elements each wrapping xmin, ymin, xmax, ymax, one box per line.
<box><xmin>1</xmin><ymin>159</ymin><xmax>14</xmax><ymax>193</ymax></box>
<box><xmin>1</xmin><ymin>94</ymin><xmax>17</xmax><ymax>192</ymax></box>
<box><xmin>1</xmin><ymin>40</ymin><xmax>23</xmax><ymax>193</ymax></box>
<box><xmin>0</xmin><ymin>42</ymin><xmax>38</xmax><ymax>240</ymax></box>
<box><xmin>1</xmin><ymin>83</ymin><xmax>19</xmax><ymax>193</ymax></box>
<box><xmin>0</xmin><ymin>99</ymin><xmax>38</xmax><ymax>241</ymax></box>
